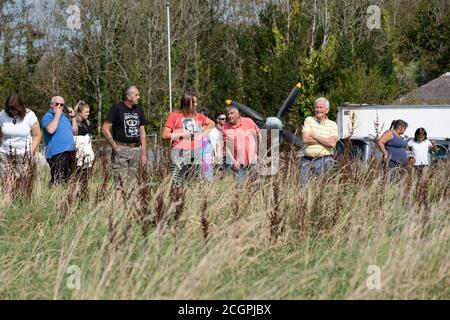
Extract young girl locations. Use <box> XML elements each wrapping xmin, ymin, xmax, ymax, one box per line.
<box><xmin>197</xmin><ymin>107</ymin><xmax>214</xmax><ymax>180</ymax></box>
<box><xmin>408</xmin><ymin>127</ymin><xmax>437</xmax><ymax>167</ymax></box>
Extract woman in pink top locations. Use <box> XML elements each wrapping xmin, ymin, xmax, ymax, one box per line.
<box><xmin>162</xmin><ymin>92</ymin><xmax>214</xmax><ymax>186</ymax></box>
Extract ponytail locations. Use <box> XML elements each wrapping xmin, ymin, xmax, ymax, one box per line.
<box><xmin>390</xmin><ymin>119</ymin><xmax>408</xmax><ymax>130</ymax></box>
<box><xmin>390</xmin><ymin>120</ymin><xmax>397</xmax><ymax>130</ymax></box>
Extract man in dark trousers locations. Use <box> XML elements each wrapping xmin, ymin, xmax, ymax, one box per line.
<box><xmin>102</xmin><ymin>86</ymin><xmax>148</xmax><ymax>199</ymax></box>
<box><xmin>42</xmin><ymin>95</ymin><xmax>78</xmax><ymax>185</ymax></box>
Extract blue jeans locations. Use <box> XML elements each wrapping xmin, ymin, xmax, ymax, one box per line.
<box><xmin>299</xmin><ymin>156</ymin><xmax>335</xmax><ymax>185</ymax></box>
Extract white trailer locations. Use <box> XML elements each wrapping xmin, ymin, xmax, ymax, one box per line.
<box><xmin>336</xmin><ymin>104</ymin><xmax>450</xmax><ymax>141</ymax></box>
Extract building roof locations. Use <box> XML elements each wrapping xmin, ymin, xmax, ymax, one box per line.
<box><xmin>396</xmin><ymin>72</ymin><xmax>450</xmax><ymax>104</ymax></box>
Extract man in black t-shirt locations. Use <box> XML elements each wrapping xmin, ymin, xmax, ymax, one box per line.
<box><xmin>102</xmin><ymin>86</ymin><xmax>148</xmax><ymax>198</ymax></box>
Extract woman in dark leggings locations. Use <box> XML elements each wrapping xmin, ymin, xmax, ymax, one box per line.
<box><xmin>377</xmin><ymin>119</ymin><xmax>408</xmax><ymax>168</ymax></box>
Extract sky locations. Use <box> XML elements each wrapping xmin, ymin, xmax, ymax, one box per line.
<box><xmin>0</xmin><ymin>0</ymin><xmax>284</xmax><ymax>60</ymax></box>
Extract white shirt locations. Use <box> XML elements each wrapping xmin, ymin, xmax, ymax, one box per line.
<box><xmin>74</xmin><ymin>134</ymin><xmax>95</xmax><ymax>167</ymax></box>
<box><xmin>0</xmin><ymin>109</ymin><xmax>38</xmax><ymax>155</ymax></box>
<box><xmin>408</xmin><ymin>139</ymin><xmax>432</xmax><ymax>165</ymax></box>
<box><xmin>208</xmin><ymin>126</ymin><xmax>223</xmax><ymax>156</ymax></box>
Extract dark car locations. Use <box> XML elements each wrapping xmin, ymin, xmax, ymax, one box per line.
<box><xmin>335</xmin><ymin>138</ymin><xmax>382</xmax><ymax>163</ymax></box>
<box><xmin>431</xmin><ymin>141</ymin><xmax>450</xmax><ymax>163</ymax></box>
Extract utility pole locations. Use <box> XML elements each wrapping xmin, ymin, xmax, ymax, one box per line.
<box><xmin>166</xmin><ymin>0</ymin><xmax>173</xmax><ymax>112</ymax></box>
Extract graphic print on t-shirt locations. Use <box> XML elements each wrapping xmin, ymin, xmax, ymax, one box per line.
<box><xmin>124</xmin><ymin>113</ymin><xmax>140</xmax><ymax>138</ymax></box>
<box><xmin>182</xmin><ymin>118</ymin><xmax>198</xmax><ymax>133</ymax></box>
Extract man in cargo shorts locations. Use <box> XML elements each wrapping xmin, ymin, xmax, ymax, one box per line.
<box><xmin>102</xmin><ymin>86</ymin><xmax>148</xmax><ymax>199</ymax></box>
<box><xmin>300</xmin><ymin>97</ymin><xmax>338</xmax><ymax>184</ymax></box>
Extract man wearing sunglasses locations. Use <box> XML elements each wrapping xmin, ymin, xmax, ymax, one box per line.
<box><xmin>41</xmin><ymin>96</ymin><xmax>78</xmax><ymax>185</ymax></box>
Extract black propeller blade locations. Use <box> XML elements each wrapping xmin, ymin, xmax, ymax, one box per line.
<box><xmin>226</xmin><ymin>82</ymin><xmax>304</xmax><ymax>148</ymax></box>
<box><xmin>281</xmin><ymin>128</ymin><xmax>303</xmax><ymax>148</ymax></box>
<box><xmin>226</xmin><ymin>100</ymin><xmax>264</xmax><ymax>123</ymax></box>
<box><xmin>276</xmin><ymin>83</ymin><xmax>302</xmax><ymax>119</ymax></box>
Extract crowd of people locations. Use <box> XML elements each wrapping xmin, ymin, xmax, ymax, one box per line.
<box><xmin>0</xmin><ymin>86</ymin><xmax>442</xmax><ymax>198</ymax></box>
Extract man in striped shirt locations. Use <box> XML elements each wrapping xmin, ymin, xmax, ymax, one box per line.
<box><xmin>300</xmin><ymin>97</ymin><xmax>338</xmax><ymax>184</ymax></box>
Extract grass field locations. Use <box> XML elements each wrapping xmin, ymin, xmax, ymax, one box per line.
<box><xmin>0</xmin><ymin>153</ymin><xmax>449</xmax><ymax>299</ymax></box>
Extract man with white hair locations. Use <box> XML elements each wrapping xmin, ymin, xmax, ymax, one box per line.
<box><xmin>300</xmin><ymin>97</ymin><xmax>338</xmax><ymax>184</ymax></box>
<box><xmin>41</xmin><ymin>96</ymin><xmax>78</xmax><ymax>185</ymax></box>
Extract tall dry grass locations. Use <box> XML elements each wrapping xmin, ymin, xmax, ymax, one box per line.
<box><xmin>0</xmin><ymin>151</ymin><xmax>449</xmax><ymax>299</ymax></box>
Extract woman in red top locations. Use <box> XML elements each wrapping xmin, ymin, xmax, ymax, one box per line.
<box><xmin>162</xmin><ymin>92</ymin><xmax>214</xmax><ymax>186</ymax></box>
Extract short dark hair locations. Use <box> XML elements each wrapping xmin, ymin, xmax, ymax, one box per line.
<box><xmin>197</xmin><ymin>106</ymin><xmax>209</xmax><ymax>117</ymax></box>
<box><xmin>5</xmin><ymin>95</ymin><xmax>27</xmax><ymax>119</ymax></box>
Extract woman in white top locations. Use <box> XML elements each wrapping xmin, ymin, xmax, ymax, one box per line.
<box><xmin>0</xmin><ymin>95</ymin><xmax>41</xmax><ymax>157</ymax></box>
<box><xmin>408</xmin><ymin>127</ymin><xmax>437</xmax><ymax>167</ymax></box>
<box><xmin>0</xmin><ymin>95</ymin><xmax>41</xmax><ymax>198</ymax></box>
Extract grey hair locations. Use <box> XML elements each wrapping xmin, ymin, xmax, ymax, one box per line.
<box><xmin>226</xmin><ymin>105</ymin><xmax>239</xmax><ymax>113</ymax></box>
<box><xmin>122</xmin><ymin>86</ymin><xmax>138</xmax><ymax>100</ymax></box>
<box><xmin>314</xmin><ymin>97</ymin><xmax>330</xmax><ymax>109</ymax></box>
<box><xmin>51</xmin><ymin>96</ymin><xmax>64</xmax><ymax>104</ymax></box>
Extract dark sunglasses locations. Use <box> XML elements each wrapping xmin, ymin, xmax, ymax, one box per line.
<box><xmin>54</xmin><ymin>102</ymin><xmax>65</xmax><ymax>107</ymax></box>
<box><xmin>217</xmin><ymin>118</ymin><xmax>226</xmax><ymax>121</ymax></box>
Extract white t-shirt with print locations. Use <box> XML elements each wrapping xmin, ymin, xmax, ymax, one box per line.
<box><xmin>0</xmin><ymin>109</ymin><xmax>38</xmax><ymax>155</ymax></box>
<box><xmin>408</xmin><ymin>139</ymin><xmax>432</xmax><ymax>165</ymax></box>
